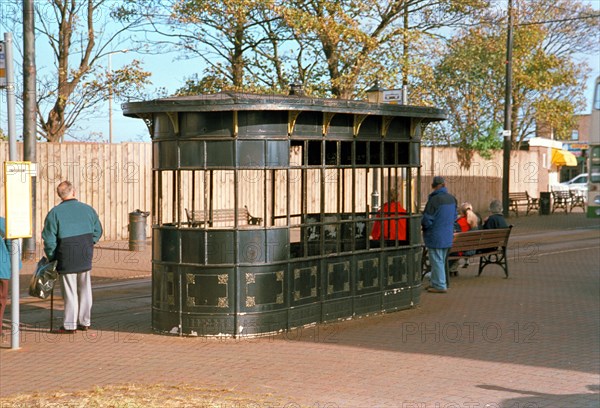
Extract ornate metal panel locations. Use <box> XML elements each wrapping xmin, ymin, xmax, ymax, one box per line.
<box><xmin>386</xmin><ymin>254</ymin><xmax>408</xmax><ymax>286</ymax></box>
<box><xmin>185</xmin><ymin>273</ymin><xmax>229</xmax><ymax>308</ymax></box>
<box><xmin>357</xmin><ymin>257</ymin><xmax>379</xmax><ymax>290</ymax></box>
<box><xmin>327</xmin><ymin>261</ymin><xmax>350</xmax><ymax>295</ymax></box>
<box><xmin>293</xmin><ymin>266</ymin><xmax>318</xmax><ymax>301</ymax></box>
<box><xmin>244</xmin><ymin>270</ymin><xmax>284</xmax><ymax>308</ymax></box>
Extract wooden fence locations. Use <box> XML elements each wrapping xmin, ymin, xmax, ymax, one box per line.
<box><xmin>420</xmin><ymin>147</ymin><xmax>542</xmax><ymax>213</ymax></box>
<box><xmin>1</xmin><ymin>142</ymin><xmax>152</xmax><ymax>242</ymax></box>
<box><xmin>1</xmin><ymin>142</ymin><xmax>542</xmax><ymax>243</ymax></box>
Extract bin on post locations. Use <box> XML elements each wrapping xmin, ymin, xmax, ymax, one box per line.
<box><xmin>539</xmin><ymin>192</ymin><xmax>551</xmax><ymax>215</ymax></box>
<box><xmin>129</xmin><ymin>210</ymin><xmax>150</xmax><ymax>251</ymax></box>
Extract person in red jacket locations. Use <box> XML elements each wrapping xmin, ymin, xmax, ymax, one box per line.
<box><xmin>371</xmin><ymin>189</ymin><xmax>407</xmax><ymax>244</ymax></box>
<box><xmin>455</xmin><ymin>202</ymin><xmax>480</xmax><ymax>232</ymax></box>
<box><xmin>449</xmin><ymin>202</ymin><xmax>480</xmax><ymax>274</ymax></box>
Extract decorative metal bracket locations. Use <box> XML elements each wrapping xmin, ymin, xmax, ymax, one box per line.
<box><xmin>323</xmin><ymin>112</ymin><xmax>336</xmax><ymax>136</ymax></box>
<box><xmin>166</xmin><ymin>112</ymin><xmax>179</xmax><ymax>136</ymax></box>
<box><xmin>410</xmin><ymin>118</ymin><xmax>423</xmax><ymax>139</ymax></box>
<box><xmin>381</xmin><ymin>116</ymin><xmax>394</xmax><ymax>138</ymax></box>
<box><xmin>232</xmin><ymin>111</ymin><xmax>238</xmax><ymax>137</ymax></box>
<box><xmin>288</xmin><ymin>110</ymin><xmax>302</xmax><ymax>135</ymax></box>
<box><xmin>136</xmin><ymin>113</ymin><xmax>154</xmax><ymax>137</ymax></box>
<box><xmin>353</xmin><ymin>114</ymin><xmax>368</xmax><ymax>137</ymax></box>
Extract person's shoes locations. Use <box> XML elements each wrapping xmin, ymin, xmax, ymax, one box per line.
<box><xmin>427</xmin><ymin>287</ymin><xmax>447</xmax><ymax>293</ymax></box>
<box><xmin>54</xmin><ymin>326</ymin><xmax>76</xmax><ymax>334</ymax></box>
<box><xmin>77</xmin><ymin>325</ymin><xmax>90</xmax><ymax>331</ymax></box>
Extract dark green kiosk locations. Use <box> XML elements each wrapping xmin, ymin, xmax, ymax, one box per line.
<box><xmin>123</xmin><ymin>92</ymin><xmax>446</xmax><ymax>337</ymax></box>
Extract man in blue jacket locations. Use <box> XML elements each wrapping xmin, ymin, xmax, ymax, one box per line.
<box><xmin>421</xmin><ymin>176</ymin><xmax>457</xmax><ymax>293</ymax></box>
<box><xmin>42</xmin><ymin>181</ymin><xmax>103</xmax><ymax>333</ymax></box>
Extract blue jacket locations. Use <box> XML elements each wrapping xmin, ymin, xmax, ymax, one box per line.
<box><xmin>421</xmin><ymin>187</ymin><xmax>457</xmax><ymax>249</ymax></box>
<box><xmin>42</xmin><ymin>199</ymin><xmax>103</xmax><ymax>274</ymax></box>
<box><xmin>0</xmin><ymin>218</ymin><xmax>11</xmax><ymax>280</ymax></box>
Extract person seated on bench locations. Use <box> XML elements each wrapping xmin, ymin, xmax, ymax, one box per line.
<box><xmin>371</xmin><ymin>189</ymin><xmax>407</xmax><ymax>246</ymax></box>
<box><xmin>483</xmin><ymin>199</ymin><xmax>509</xmax><ymax>230</ymax></box>
<box><xmin>448</xmin><ymin>202</ymin><xmax>479</xmax><ymax>274</ymax></box>
<box><xmin>479</xmin><ymin>199</ymin><xmax>509</xmax><ymax>253</ymax></box>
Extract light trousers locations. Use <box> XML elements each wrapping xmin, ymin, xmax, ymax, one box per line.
<box><xmin>60</xmin><ymin>271</ymin><xmax>92</xmax><ymax>330</ymax></box>
<box><xmin>428</xmin><ymin>248</ymin><xmax>449</xmax><ymax>290</ymax></box>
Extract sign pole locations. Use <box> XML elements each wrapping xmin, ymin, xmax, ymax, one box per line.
<box><xmin>3</xmin><ymin>32</ymin><xmax>23</xmax><ymax>350</ymax></box>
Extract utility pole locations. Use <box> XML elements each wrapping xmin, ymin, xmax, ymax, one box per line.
<box><xmin>107</xmin><ymin>49</ymin><xmax>129</xmax><ymax>144</ymax></box>
<box><xmin>502</xmin><ymin>0</ymin><xmax>514</xmax><ymax>217</ymax></box>
<box><xmin>402</xmin><ymin>1</ymin><xmax>409</xmax><ymax>105</ymax></box>
<box><xmin>22</xmin><ymin>0</ymin><xmax>37</xmax><ymax>260</ymax></box>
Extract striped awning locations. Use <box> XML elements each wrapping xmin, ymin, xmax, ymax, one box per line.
<box><xmin>551</xmin><ymin>148</ymin><xmax>577</xmax><ymax>167</ymax></box>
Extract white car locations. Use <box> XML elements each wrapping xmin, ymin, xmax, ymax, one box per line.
<box><xmin>560</xmin><ymin>173</ymin><xmax>588</xmax><ymax>194</ymax></box>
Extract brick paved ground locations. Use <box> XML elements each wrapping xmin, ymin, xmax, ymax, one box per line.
<box><xmin>1</xmin><ymin>212</ymin><xmax>599</xmax><ymax>407</ymax></box>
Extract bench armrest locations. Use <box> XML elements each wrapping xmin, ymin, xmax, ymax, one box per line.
<box><xmin>248</xmin><ymin>216</ymin><xmax>263</xmax><ymax>225</ymax></box>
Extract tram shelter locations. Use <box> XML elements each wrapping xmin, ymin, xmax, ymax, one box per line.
<box><xmin>123</xmin><ymin>93</ymin><xmax>446</xmax><ymax>336</ymax></box>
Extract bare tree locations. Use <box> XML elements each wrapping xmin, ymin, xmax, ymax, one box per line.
<box><xmin>24</xmin><ymin>0</ymin><xmax>153</xmax><ymax>142</ymax></box>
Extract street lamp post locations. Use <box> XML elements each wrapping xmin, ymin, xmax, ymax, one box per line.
<box><xmin>107</xmin><ymin>49</ymin><xmax>128</xmax><ymax>144</ymax></box>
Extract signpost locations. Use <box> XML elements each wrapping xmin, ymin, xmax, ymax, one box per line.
<box><xmin>2</xmin><ymin>32</ymin><xmax>26</xmax><ymax>349</ymax></box>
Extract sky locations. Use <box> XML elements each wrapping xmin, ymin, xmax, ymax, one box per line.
<box><xmin>1</xmin><ymin>1</ymin><xmax>599</xmax><ymax>144</ymax></box>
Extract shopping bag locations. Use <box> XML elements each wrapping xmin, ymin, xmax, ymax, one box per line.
<box><xmin>29</xmin><ymin>257</ymin><xmax>59</xmax><ymax>299</ymax></box>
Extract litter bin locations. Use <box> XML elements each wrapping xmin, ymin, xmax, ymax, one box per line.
<box><xmin>129</xmin><ymin>210</ymin><xmax>150</xmax><ymax>251</ymax></box>
<box><xmin>539</xmin><ymin>192</ymin><xmax>551</xmax><ymax>215</ymax></box>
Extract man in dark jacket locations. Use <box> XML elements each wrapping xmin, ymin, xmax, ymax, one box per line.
<box><xmin>483</xmin><ymin>199</ymin><xmax>509</xmax><ymax>229</ymax></box>
<box><xmin>421</xmin><ymin>176</ymin><xmax>457</xmax><ymax>293</ymax></box>
<box><xmin>42</xmin><ymin>181</ymin><xmax>103</xmax><ymax>333</ymax></box>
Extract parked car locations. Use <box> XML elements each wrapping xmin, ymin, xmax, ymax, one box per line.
<box><xmin>560</xmin><ymin>173</ymin><xmax>588</xmax><ymax>194</ymax></box>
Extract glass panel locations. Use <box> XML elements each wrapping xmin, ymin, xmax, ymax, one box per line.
<box><xmin>307</xmin><ymin>141</ymin><xmax>322</xmax><ymax>166</ymax></box>
<box><xmin>370</xmin><ymin>142</ymin><xmax>381</xmax><ymax>165</ymax></box>
<box><xmin>356</xmin><ymin>141</ymin><xmax>367</xmax><ymax>165</ymax></box>
<box><xmin>267</xmin><ymin>141</ymin><xmax>290</xmax><ymax>167</ymax></box>
<box><xmin>154</xmin><ymin>141</ymin><xmax>178</xmax><ymax>169</ymax></box>
<box><xmin>179</xmin><ymin>170</ymin><xmax>207</xmax><ymax>227</ymax></box>
<box><xmin>206</xmin><ymin>141</ymin><xmax>234</xmax><ymax>167</ymax></box>
<box><xmin>237</xmin><ymin>140</ymin><xmax>265</xmax><ymax>167</ymax></box>
<box><xmin>273</xmin><ymin>170</ymin><xmax>288</xmax><ymax>227</ymax></box>
<box><xmin>384</xmin><ymin>142</ymin><xmax>395</xmax><ymax>165</ymax></box>
<box><xmin>156</xmin><ymin>170</ymin><xmax>177</xmax><ymax>225</ymax></box>
<box><xmin>306</xmin><ymin>169</ymin><xmax>321</xmax><ymax>214</ymax></box>
<box><xmin>180</xmin><ymin>141</ymin><xmax>205</xmax><ymax>168</ymax></box>
<box><xmin>238</xmin><ymin>168</ymin><xmax>265</xmax><ymax>227</ymax></box>
<box><xmin>210</xmin><ymin>170</ymin><xmax>235</xmax><ymax>228</ymax></box>
<box><xmin>325</xmin><ymin>141</ymin><xmax>338</xmax><ymax>165</ymax></box>
<box><xmin>340</xmin><ymin>142</ymin><xmax>352</xmax><ymax>165</ymax></box>
<box><xmin>290</xmin><ymin>142</ymin><xmax>303</xmax><ymax>167</ymax></box>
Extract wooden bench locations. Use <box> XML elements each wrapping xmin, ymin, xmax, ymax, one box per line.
<box><xmin>422</xmin><ymin>226</ymin><xmax>513</xmax><ymax>285</ymax></box>
<box><xmin>185</xmin><ymin>206</ymin><xmax>262</xmax><ymax>227</ymax></box>
<box><xmin>569</xmin><ymin>191</ymin><xmax>586</xmax><ymax>213</ymax></box>
<box><xmin>551</xmin><ymin>190</ymin><xmax>571</xmax><ymax>213</ymax></box>
<box><xmin>509</xmin><ymin>192</ymin><xmax>539</xmax><ymax>216</ymax></box>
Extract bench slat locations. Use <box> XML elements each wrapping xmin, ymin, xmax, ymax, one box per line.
<box><xmin>185</xmin><ymin>207</ymin><xmax>262</xmax><ymax>227</ymax></box>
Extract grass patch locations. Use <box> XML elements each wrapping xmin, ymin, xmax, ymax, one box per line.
<box><xmin>0</xmin><ymin>383</ymin><xmax>299</xmax><ymax>407</ymax></box>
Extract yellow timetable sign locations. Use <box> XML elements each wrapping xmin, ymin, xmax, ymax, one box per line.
<box><xmin>4</xmin><ymin>161</ymin><xmax>33</xmax><ymax>239</ymax></box>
